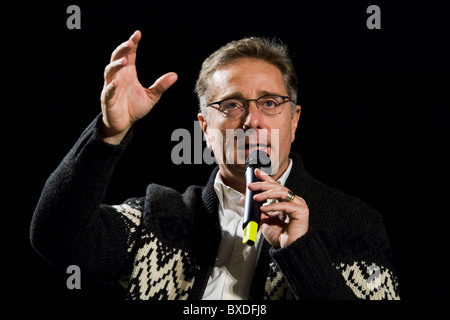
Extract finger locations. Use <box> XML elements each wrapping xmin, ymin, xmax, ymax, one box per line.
<box><xmin>110</xmin><ymin>40</ymin><xmax>132</xmax><ymax>63</ymax></box>
<box><xmin>260</xmin><ymin>211</ymin><xmax>288</xmax><ymax>225</ymax></box>
<box><xmin>254</xmin><ymin>168</ymin><xmax>275</xmax><ymax>182</ymax></box>
<box><xmin>129</xmin><ymin>29</ymin><xmax>142</xmax><ymax>44</ymax></box>
<box><xmin>125</xmin><ymin>30</ymin><xmax>141</xmax><ymax>65</ymax></box>
<box><xmin>261</xmin><ymin>200</ymin><xmax>308</xmax><ymax>219</ymax></box>
<box><xmin>253</xmin><ymin>188</ymin><xmax>289</xmax><ymax>202</ymax></box>
<box><xmin>146</xmin><ymin>72</ymin><xmax>178</xmax><ymax>103</ymax></box>
<box><xmin>260</xmin><ymin>202</ymin><xmax>295</xmax><ymax>212</ymax></box>
<box><xmin>102</xmin><ymin>79</ymin><xmax>118</xmax><ymax>102</ymax></box>
<box><xmin>260</xmin><ymin>201</ymin><xmax>296</xmax><ymax>214</ymax></box>
<box><xmin>248</xmin><ymin>180</ymin><xmax>280</xmax><ymax>192</ymax></box>
<box><xmin>104</xmin><ymin>57</ymin><xmax>127</xmax><ymax>84</ymax></box>
<box><xmin>110</xmin><ymin>30</ymin><xmax>141</xmax><ymax>63</ymax></box>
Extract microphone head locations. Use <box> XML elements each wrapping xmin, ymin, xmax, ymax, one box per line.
<box><xmin>245</xmin><ymin>150</ymin><xmax>271</xmax><ymax>172</ymax></box>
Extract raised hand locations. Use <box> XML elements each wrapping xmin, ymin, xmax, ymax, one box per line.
<box><xmin>100</xmin><ymin>30</ymin><xmax>178</xmax><ymax>144</ymax></box>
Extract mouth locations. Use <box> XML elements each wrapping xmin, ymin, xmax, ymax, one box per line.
<box><xmin>238</xmin><ymin>143</ymin><xmax>271</xmax><ymax>159</ymax></box>
<box><xmin>230</xmin><ymin>133</ymin><xmax>272</xmax><ymax>164</ymax></box>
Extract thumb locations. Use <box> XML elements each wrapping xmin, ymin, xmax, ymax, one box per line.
<box><xmin>147</xmin><ymin>72</ymin><xmax>178</xmax><ymax>102</ymax></box>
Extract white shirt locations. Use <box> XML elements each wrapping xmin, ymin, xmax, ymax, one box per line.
<box><xmin>202</xmin><ymin>159</ymin><xmax>293</xmax><ymax>300</ymax></box>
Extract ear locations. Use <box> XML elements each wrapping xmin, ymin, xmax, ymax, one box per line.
<box><xmin>197</xmin><ymin>113</ymin><xmax>212</xmax><ymax>149</ymax></box>
<box><xmin>290</xmin><ymin>105</ymin><xmax>301</xmax><ymax>142</ymax></box>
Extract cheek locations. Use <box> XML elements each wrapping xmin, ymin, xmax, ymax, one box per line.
<box><xmin>205</xmin><ymin>127</ymin><xmax>223</xmax><ymax>150</ymax></box>
<box><xmin>204</xmin><ymin>116</ymin><xmax>221</xmax><ymax>148</ymax></box>
<box><xmin>276</xmin><ymin>128</ymin><xmax>293</xmax><ymax>158</ymax></box>
<box><xmin>204</xmin><ymin>119</ymin><xmax>235</xmax><ymax>154</ymax></box>
<box><xmin>274</xmin><ymin>117</ymin><xmax>293</xmax><ymax>148</ymax></box>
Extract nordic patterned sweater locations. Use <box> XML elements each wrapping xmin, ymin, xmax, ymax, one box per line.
<box><xmin>30</xmin><ymin>115</ymin><xmax>400</xmax><ymax>300</ymax></box>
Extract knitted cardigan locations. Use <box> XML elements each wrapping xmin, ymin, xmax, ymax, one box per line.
<box><xmin>30</xmin><ymin>116</ymin><xmax>400</xmax><ymax>300</ymax></box>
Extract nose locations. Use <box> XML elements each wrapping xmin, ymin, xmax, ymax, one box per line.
<box><xmin>242</xmin><ymin>100</ymin><xmax>263</xmax><ymax>130</ymax></box>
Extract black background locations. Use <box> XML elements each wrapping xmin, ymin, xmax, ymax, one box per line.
<box><xmin>6</xmin><ymin>0</ymin><xmax>449</xmax><ymax>307</ymax></box>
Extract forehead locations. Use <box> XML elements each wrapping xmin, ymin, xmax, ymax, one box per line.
<box><xmin>209</xmin><ymin>58</ymin><xmax>287</xmax><ymax>100</ymax></box>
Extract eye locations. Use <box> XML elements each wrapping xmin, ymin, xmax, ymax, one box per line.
<box><xmin>259</xmin><ymin>97</ymin><xmax>280</xmax><ymax>108</ymax></box>
<box><xmin>221</xmin><ymin>99</ymin><xmax>244</xmax><ymax>111</ymax></box>
<box><xmin>264</xmin><ymin>100</ymin><xmax>276</xmax><ymax>108</ymax></box>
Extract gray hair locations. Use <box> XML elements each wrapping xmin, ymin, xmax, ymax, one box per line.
<box><xmin>195</xmin><ymin>37</ymin><xmax>298</xmax><ymax>118</ymax></box>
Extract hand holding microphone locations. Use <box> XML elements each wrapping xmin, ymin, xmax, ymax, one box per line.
<box><xmin>243</xmin><ymin>151</ymin><xmax>310</xmax><ymax>248</ymax></box>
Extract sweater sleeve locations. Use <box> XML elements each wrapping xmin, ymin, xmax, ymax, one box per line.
<box><xmin>269</xmin><ymin>218</ymin><xmax>400</xmax><ymax>300</ymax></box>
<box><xmin>30</xmin><ymin>115</ymin><xmax>143</xmax><ymax>281</ymax></box>
<box><xmin>269</xmin><ymin>229</ymin><xmax>357</xmax><ymax>300</ymax></box>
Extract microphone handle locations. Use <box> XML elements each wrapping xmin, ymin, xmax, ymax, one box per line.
<box><xmin>243</xmin><ymin>166</ymin><xmax>262</xmax><ymax>246</ymax></box>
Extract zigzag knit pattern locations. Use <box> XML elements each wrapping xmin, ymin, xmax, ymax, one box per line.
<box><xmin>336</xmin><ymin>261</ymin><xmax>400</xmax><ymax>300</ymax></box>
<box><xmin>111</xmin><ymin>200</ymin><xmax>400</xmax><ymax>300</ymax></box>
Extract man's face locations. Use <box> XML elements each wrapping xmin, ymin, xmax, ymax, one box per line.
<box><xmin>199</xmin><ymin>58</ymin><xmax>301</xmax><ymax>184</ymax></box>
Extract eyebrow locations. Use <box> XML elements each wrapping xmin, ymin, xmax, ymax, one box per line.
<box><xmin>217</xmin><ymin>90</ymin><xmax>286</xmax><ymax>101</ymax></box>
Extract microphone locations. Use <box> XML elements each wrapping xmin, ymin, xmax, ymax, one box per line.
<box><xmin>242</xmin><ymin>150</ymin><xmax>271</xmax><ymax>246</ymax></box>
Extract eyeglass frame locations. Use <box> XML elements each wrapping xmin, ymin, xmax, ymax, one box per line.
<box><xmin>206</xmin><ymin>94</ymin><xmax>291</xmax><ymax>118</ymax></box>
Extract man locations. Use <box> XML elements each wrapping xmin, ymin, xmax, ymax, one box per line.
<box><xmin>30</xmin><ymin>31</ymin><xmax>400</xmax><ymax>300</ymax></box>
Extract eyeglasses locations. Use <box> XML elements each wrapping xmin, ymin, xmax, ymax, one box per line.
<box><xmin>207</xmin><ymin>94</ymin><xmax>291</xmax><ymax>119</ymax></box>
